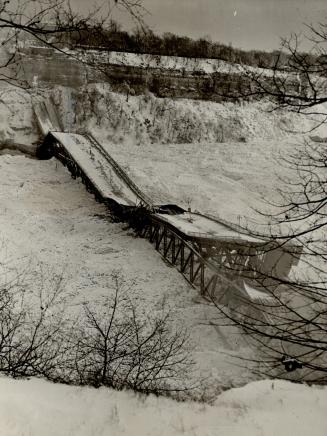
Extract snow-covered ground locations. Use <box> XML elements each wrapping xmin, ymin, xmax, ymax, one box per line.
<box><xmin>102</xmin><ymin>138</ymin><xmax>294</xmax><ymax>224</ymax></box>
<box><xmin>0</xmin><ymin>79</ymin><xmax>326</xmax><ymax>432</ymax></box>
<box><xmin>0</xmin><ymin>376</ymin><xmax>326</xmax><ymax>436</ymax></box>
<box><xmin>0</xmin><ymin>154</ymin><xmax>256</xmax><ymax>395</ymax></box>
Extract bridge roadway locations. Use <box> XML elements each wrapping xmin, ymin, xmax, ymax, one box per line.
<box><xmin>34</xmin><ymin>99</ymin><xmax>302</xmax><ymax>321</ymax></box>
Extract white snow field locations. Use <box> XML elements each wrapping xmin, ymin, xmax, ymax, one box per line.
<box><xmin>102</xmin><ymin>138</ymin><xmax>293</xmax><ymax>223</ymax></box>
<box><xmin>0</xmin><ymin>80</ymin><xmax>326</xmax><ymax>432</ymax></box>
<box><xmin>0</xmin><ymin>154</ymin><xmax>255</xmax><ymax>394</ymax></box>
<box><xmin>0</xmin><ymin>377</ymin><xmax>326</xmax><ymax>436</ymax></box>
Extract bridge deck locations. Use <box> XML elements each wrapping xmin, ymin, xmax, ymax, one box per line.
<box><xmin>34</xmin><ymin>99</ymin><xmax>302</xmax><ymax>322</ymax></box>
<box><xmin>155</xmin><ymin>212</ymin><xmax>264</xmax><ymax>244</ymax></box>
<box><xmin>33</xmin><ymin>98</ymin><xmax>62</xmax><ymax>135</ymax></box>
<box><xmin>50</xmin><ymin>132</ymin><xmax>139</xmax><ymax>206</ymax></box>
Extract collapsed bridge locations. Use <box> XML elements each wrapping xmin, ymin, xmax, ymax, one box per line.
<box><xmin>34</xmin><ymin>98</ymin><xmax>302</xmax><ymax>321</ymax></box>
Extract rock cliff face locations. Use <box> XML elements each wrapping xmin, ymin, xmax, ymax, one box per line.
<box><xmin>0</xmin><ymin>44</ymin><xmax>308</xmax><ymax>149</ymax></box>
<box><xmin>19</xmin><ymin>47</ymin><xmax>103</xmax><ymax>88</ymax></box>
<box><xmin>18</xmin><ymin>45</ymin><xmax>261</xmax><ymax>102</ymax></box>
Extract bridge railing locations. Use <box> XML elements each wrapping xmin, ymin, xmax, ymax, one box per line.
<box><xmin>85</xmin><ymin>132</ymin><xmax>154</xmax><ymax>209</ymax></box>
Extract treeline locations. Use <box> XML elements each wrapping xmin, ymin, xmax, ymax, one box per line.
<box><xmin>67</xmin><ymin>21</ymin><xmax>291</xmax><ymax>69</ymax></box>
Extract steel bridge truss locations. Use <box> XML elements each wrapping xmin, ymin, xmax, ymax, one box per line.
<box><xmin>39</xmin><ymin>131</ymin><xmax>296</xmax><ymax>314</ymax></box>
<box><xmin>141</xmin><ymin>218</ymin><xmax>234</xmax><ymax>303</ymax></box>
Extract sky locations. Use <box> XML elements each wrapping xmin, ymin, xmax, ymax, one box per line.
<box><xmin>71</xmin><ymin>0</ymin><xmax>327</xmax><ymax>52</ymax></box>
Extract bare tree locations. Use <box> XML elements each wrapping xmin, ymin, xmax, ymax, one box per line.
<box><xmin>0</xmin><ymin>253</ymin><xmax>74</xmax><ymax>380</ymax></box>
<box><xmin>229</xmin><ymin>25</ymin><xmax>327</xmax><ymax>124</ymax></box>
<box><xmin>205</xmin><ymin>141</ymin><xmax>327</xmax><ymax>381</ymax></box>
<box><xmin>69</xmin><ymin>273</ymin><xmax>193</xmax><ymax>396</ymax></box>
<box><xmin>0</xmin><ymin>252</ymin><xmax>194</xmax><ymax>395</ymax></box>
<box><xmin>208</xmin><ymin>24</ymin><xmax>327</xmax><ymax>383</ymax></box>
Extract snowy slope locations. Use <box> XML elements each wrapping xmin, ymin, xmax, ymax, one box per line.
<box><xmin>0</xmin><ymin>377</ymin><xmax>326</xmax><ymax>436</ymax></box>
<box><xmin>0</xmin><ymin>82</ymin><xmax>310</xmax><ymax>393</ymax></box>
<box><xmin>0</xmin><ymin>36</ymin><xmax>325</xmax><ymax>434</ymax></box>
<box><xmin>54</xmin><ymin>83</ymin><xmax>327</xmax><ymax>146</ymax></box>
<box><xmin>0</xmin><ymin>154</ymin><xmax>256</xmax><ymax>395</ymax></box>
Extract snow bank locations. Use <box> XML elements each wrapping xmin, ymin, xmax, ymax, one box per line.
<box><xmin>0</xmin><ymin>376</ymin><xmax>325</xmax><ymax>436</ymax></box>
<box><xmin>52</xmin><ymin>83</ymin><xmax>323</xmax><ymax>146</ymax></box>
<box><xmin>0</xmin><ymin>86</ymin><xmax>38</xmax><ymax>147</ymax></box>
